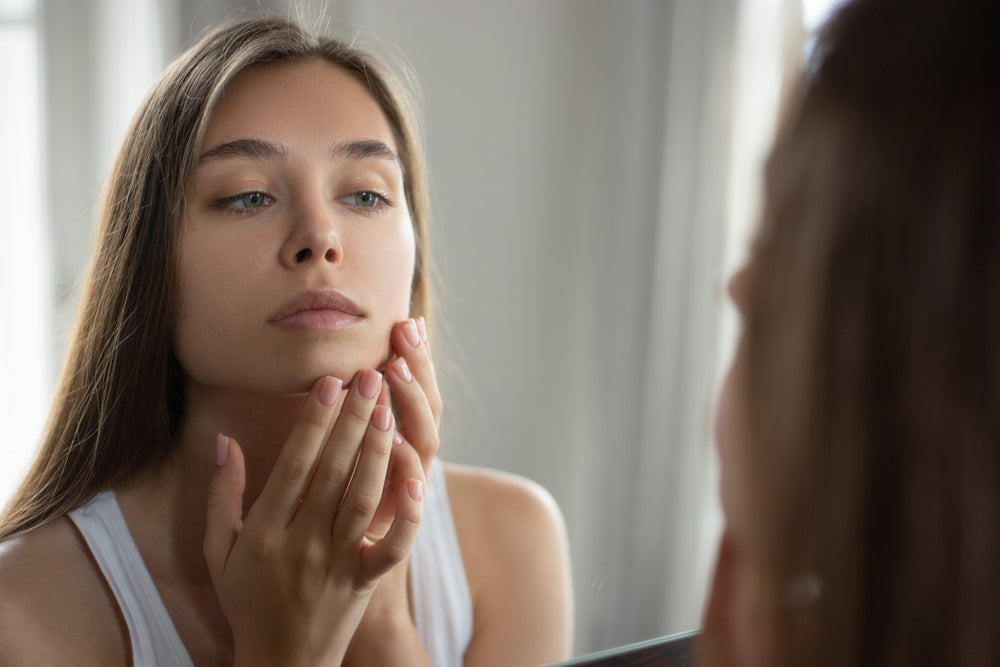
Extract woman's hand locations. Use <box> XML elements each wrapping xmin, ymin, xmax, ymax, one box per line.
<box><xmin>387</xmin><ymin>316</ymin><xmax>441</xmax><ymax>479</ymax></box>
<box><xmin>344</xmin><ymin>443</ymin><xmax>433</xmax><ymax>666</ymax></box>
<box><xmin>203</xmin><ymin>371</ymin><xmax>425</xmax><ymax>667</ymax></box>
<box><xmin>366</xmin><ymin>317</ymin><xmax>442</xmax><ymax>541</ymax></box>
<box><xmin>344</xmin><ymin>317</ymin><xmax>441</xmax><ymax>664</ymax></box>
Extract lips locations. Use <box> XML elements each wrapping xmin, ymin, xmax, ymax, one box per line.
<box><xmin>268</xmin><ymin>289</ymin><xmax>364</xmax><ymax>330</ymax></box>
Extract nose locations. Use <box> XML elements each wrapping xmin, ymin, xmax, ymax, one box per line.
<box><xmin>279</xmin><ymin>196</ymin><xmax>343</xmax><ymax>268</ymax></box>
<box><xmin>727</xmin><ymin>261</ymin><xmax>755</xmax><ymax>315</ymax></box>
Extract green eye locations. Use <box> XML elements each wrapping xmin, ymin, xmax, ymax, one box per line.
<box><xmin>236</xmin><ymin>192</ymin><xmax>268</xmax><ymax>208</ymax></box>
<box><xmin>351</xmin><ymin>191</ymin><xmax>381</xmax><ymax>208</ymax></box>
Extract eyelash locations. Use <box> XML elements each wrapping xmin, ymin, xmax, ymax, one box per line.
<box><xmin>343</xmin><ymin>190</ymin><xmax>394</xmax><ymax>214</ymax></box>
<box><xmin>211</xmin><ymin>190</ymin><xmax>394</xmax><ymax>217</ymax></box>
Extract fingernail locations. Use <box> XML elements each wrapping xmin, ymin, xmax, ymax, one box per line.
<box><xmin>403</xmin><ymin>318</ymin><xmax>420</xmax><ymax>347</ymax></box>
<box><xmin>393</xmin><ymin>429</ymin><xmax>404</xmax><ymax>446</ymax></box>
<box><xmin>373</xmin><ymin>404</ymin><xmax>392</xmax><ymax>431</ymax></box>
<box><xmin>407</xmin><ymin>479</ymin><xmax>424</xmax><ymax>501</ymax></box>
<box><xmin>359</xmin><ymin>369</ymin><xmax>381</xmax><ymax>399</ymax></box>
<box><xmin>417</xmin><ymin>317</ymin><xmax>428</xmax><ymax>343</ymax></box>
<box><xmin>216</xmin><ymin>433</ymin><xmax>230</xmax><ymax>467</ymax></box>
<box><xmin>392</xmin><ymin>357</ymin><xmax>413</xmax><ymax>383</ymax></box>
<box><xmin>318</xmin><ymin>376</ymin><xmax>342</xmax><ymax>407</ymax></box>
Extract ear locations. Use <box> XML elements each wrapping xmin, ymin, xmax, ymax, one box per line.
<box><xmin>701</xmin><ymin>530</ymin><xmax>767</xmax><ymax>667</ymax></box>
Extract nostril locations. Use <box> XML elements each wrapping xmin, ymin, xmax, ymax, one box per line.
<box><xmin>324</xmin><ymin>248</ymin><xmax>335</xmax><ymax>262</ymax></box>
<box><xmin>295</xmin><ymin>248</ymin><xmax>311</xmax><ymax>263</ymax></box>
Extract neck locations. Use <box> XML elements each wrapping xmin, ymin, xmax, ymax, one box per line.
<box><xmin>111</xmin><ymin>382</ymin><xmax>311</xmax><ymax>657</ymax></box>
<box><xmin>117</xmin><ymin>381</ymin><xmax>309</xmax><ymax>581</ymax></box>
<box><xmin>176</xmin><ymin>381</ymin><xmax>309</xmax><ymax>504</ymax></box>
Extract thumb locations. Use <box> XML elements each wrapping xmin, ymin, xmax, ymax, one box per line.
<box><xmin>204</xmin><ymin>433</ymin><xmax>246</xmax><ymax>584</ymax></box>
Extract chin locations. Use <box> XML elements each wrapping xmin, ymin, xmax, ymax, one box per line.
<box><xmin>282</xmin><ymin>347</ymin><xmax>393</xmax><ymax>392</ymax></box>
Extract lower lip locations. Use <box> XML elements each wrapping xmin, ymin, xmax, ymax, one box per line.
<box><xmin>271</xmin><ymin>309</ymin><xmax>362</xmax><ymax>331</ymax></box>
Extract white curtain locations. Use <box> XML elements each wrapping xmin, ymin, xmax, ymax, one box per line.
<box><xmin>0</xmin><ymin>1</ymin><xmax>49</xmax><ymax>505</ymax></box>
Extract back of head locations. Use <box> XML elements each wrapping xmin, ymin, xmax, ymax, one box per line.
<box><xmin>743</xmin><ymin>0</ymin><xmax>1000</xmax><ymax>664</ymax></box>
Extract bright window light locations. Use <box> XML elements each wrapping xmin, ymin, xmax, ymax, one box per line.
<box><xmin>803</xmin><ymin>0</ymin><xmax>848</xmax><ymax>32</ymax></box>
<box><xmin>0</xmin><ymin>4</ymin><xmax>49</xmax><ymax>507</ymax></box>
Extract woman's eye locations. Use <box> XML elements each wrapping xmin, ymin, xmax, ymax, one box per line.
<box><xmin>215</xmin><ymin>191</ymin><xmax>272</xmax><ymax>213</ymax></box>
<box><xmin>343</xmin><ymin>191</ymin><xmax>390</xmax><ymax>210</ymax></box>
<box><xmin>232</xmin><ymin>191</ymin><xmax>270</xmax><ymax>209</ymax></box>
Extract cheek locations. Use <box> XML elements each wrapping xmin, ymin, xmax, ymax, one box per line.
<box><xmin>172</xmin><ymin>233</ymin><xmax>251</xmax><ymax>375</ymax></box>
<box><xmin>366</xmin><ymin>224</ymin><xmax>417</xmax><ymax>317</ymax></box>
<box><xmin>715</xmin><ymin>342</ymin><xmax>752</xmax><ymax>540</ymax></box>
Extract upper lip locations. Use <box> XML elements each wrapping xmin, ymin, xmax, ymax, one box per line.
<box><xmin>268</xmin><ymin>288</ymin><xmax>364</xmax><ymax>322</ymax></box>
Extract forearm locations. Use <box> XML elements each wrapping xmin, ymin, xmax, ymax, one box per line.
<box><xmin>344</xmin><ymin>609</ymin><xmax>432</xmax><ymax>667</ymax></box>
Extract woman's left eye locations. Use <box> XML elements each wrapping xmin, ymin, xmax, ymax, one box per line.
<box><xmin>342</xmin><ymin>191</ymin><xmax>391</xmax><ymax>211</ymax></box>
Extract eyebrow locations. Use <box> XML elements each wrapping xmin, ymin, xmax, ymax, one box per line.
<box><xmin>331</xmin><ymin>139</ymin><xmax>404</xmax><ymax>173</ymax></box>
<box><xmin>198</xmin><ymin>138</ymin><xmax>283</xmax><ymax>164</ymax></box>
<box><xmin>198</xmin><ymin>137</ymin><xmax>402</xmax><ymax>172</ymax></box>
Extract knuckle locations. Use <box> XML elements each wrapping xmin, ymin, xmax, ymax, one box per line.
<box><xmin>301</xmin><ymin>408</ymin><xmax>329</xmax><ymax>431</ymax></box>
<box><xmin>345</xmin><ymin>491</ymin><xmax>380</xmax><ymax>522</ymax></box>
<box><xmin>342</xmin><ymin>402</ymin><xmax>371</xmax><ymax>429</ymax></box>
<box><xmin>282</xmin><ymin>457</ymin><xmax>311</xmax><ymax>485</ymax></box>
<box><xmin>366</xmin><ymin>432</ymin><xmax>393</xmax><ymax>459</ymax></box>
<box><xmin>296</xmin><ymin>537</ymin><xmax>327</xmax><ymax>570</ymax></box>
<box><xmin>382</xmin><ymin>542</ymin><xmax>410</xmax><ymax>568</ymax></box>
<box><xmin>246</xmin><ymin>529</ymin><xmax>280</xmax><ymax>561</ymax></box>
<box><xmin>316</xmin><ymin>458</ymin><xmax>352</xmax><ymax>489</ymax></box>
<box><xmin>412</xmin><ymin>351</ymin><xmax>433</xmax><ymax>372</ymax></box>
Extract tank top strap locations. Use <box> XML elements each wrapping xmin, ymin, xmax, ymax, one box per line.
<box><xmin>409</xmin><ymin>458</ymin><xmax>474</xmax><ymax>666</ymax></box>
<box><xmin>69</xmin><ymin>490</ymin><xmax>195</xmax><ymax>667</ymax></box>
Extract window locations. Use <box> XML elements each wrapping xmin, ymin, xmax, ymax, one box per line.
<box><xmin>0</xmin><ymin>0</ymin><xmax>49</xmax><ymax>504</ymax></box>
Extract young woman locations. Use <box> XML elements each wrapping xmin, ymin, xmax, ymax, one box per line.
<box><xmin>703</xmin><ymin>0</ymin><xmax>1000</xmax><ymax>664</ymax></box>
<box><xmin>0</xmin><ymin>16</ymin><xmax>572</xmax><ymax>666</ymax></box>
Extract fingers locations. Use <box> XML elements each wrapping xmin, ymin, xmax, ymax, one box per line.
<box><xmin>393</xmin><ymin>318</ymin><xmax>441</xmax><ymax>422</ymax></box>
<box><xmin>330</xmin><ymin>382</ymin><xmax>397</xmax><ymax>548</ymax></box>
<box><xmin>253</xmin><ymin>376</ymin><xmax>343</xmax><ymax>526</ymax></box>
<box><xmin>298</xmin><ymin>370</ymin><xmax>388</xmax><ymax>529</ymax></box>
<box><xmin>387</xmin><ymin>317</ymin><xmax>441</xmax><ymax>477</ymax></box>
<box><xmin>204</xmin><ymin>434</ymin><xmax>246</xmax><ymax>585</ymax></box>
<box><xmin>360</xmin><ymin>445</ymin><xmax>425</xmax><ymax>579</ymax></box>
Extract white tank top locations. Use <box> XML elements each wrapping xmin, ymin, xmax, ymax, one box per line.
<box><xmin>68</xmin><ymin>459</ymin><xmax>472</xmax><ymax>666</ymax></box>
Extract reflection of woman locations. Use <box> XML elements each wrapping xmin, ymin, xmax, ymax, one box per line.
<box><xmin>704</xmin><ymin>0</ymin><xmax>1000</xmax><ymax>664</ymax></box>
<box><xmin>0</xmin><ymin>17</ymin><xmax>572</xmax><ymax>666</ymax></box>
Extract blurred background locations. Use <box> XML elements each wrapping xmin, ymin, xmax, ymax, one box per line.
<box><xmin>0</xmin><ymin>0</ymin><xmax>840</xmax><ymax>656</ymax></box>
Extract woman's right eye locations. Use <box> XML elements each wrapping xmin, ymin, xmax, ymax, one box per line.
<box><xmin>215</xmin><ymin>191</ymin><xmax>273</xmax><ymax>213</ymax></box>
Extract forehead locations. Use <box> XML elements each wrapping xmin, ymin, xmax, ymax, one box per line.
<box><xmin>202</xmin><ymin>58</ymin><xmax>397</xmax><ymax>153</ymax></box>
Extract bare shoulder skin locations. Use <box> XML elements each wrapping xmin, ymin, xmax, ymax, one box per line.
<box><xmin>0</xmin><ymin>517</ymin><xmax>129</xmax><ymax>666</ymax></box>
<box><xmin>444</xmin><ymin>462</ymin><xmax>574</xmax><ymax>666</ymax></box>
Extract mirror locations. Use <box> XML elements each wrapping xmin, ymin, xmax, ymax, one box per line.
<box><xmin>0</xmin><ymin>0</ymin><xmax>807</xmax><ymax>658</ymax></box>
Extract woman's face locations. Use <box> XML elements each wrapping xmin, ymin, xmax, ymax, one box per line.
<box><xmin>174</xmin><ymin>59</ymin><xmax>416</xmax><ymax>395</ymax></box>
<box><xmin>715</xmin><ymin>260</ymin><xmax>755</xmax><ymax>540</ymax></box>
<box><xmin>705</xmin><ymin>257</ymin><xmax>769</xmax><ymax>667</ymax></box>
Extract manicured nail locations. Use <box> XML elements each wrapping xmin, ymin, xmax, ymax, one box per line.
<box><xmin>406</xmin><ymin>479</ymin><xmax>424</xmax><ymax>501</ymax></box>
<box><xmin>403</xmin><ymin>318</ymin><xmax>420</xmax><ymax>347</ymax></box>
<box><xmin>318</xmin><ymin>376</ymin><xmax>342</xmax><ymax>407</ymax></box>
<box><xmin>393</xmin><ymin>429</ymin><xmax>404</xmax><ymax>446</ymax></box>
<box><xmin>216</xmin><ymin>433</ymin><xmax>230</xmax><ymax>467</ymax></box>
<box><xmin>359</xmin><ymin>369</ymin><xmax>382</xmax><ymax>399</ymax></box>
<box><xmin>417</xmin><ymin>317</ymin><xmax>428</xmax><ymax>343</ymax></box>
<box><xmin>372</xmin><ymin>404</ymin><xmax>392</xmax><ymax>431</ymax></box>
<box><xmin>392</xmin><ymin>357</ymin><xmax>413</xmax><ymax>383</ymax></box>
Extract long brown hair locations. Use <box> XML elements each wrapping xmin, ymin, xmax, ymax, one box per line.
<box><xmin>1</xmin><ymin>16</ymin><xmax>433</xmax><ymax>539</ymax></box>
<box><xmin>738</xmin><ymin>0</ymin><xmax>1000</xmax><ymax>664</ymax></box>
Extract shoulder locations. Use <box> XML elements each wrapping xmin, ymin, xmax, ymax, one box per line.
<box><xmin>443</xmin><ymin>462</ymin><xmax>565</xmax><ymax>537</ymax></box>
<box><xmin>443</xmin><ymin>462</ymin><xmax>573</xmax><ymax>665</ymax></box>
<box><xmin>0</xmin><ymin>516</ymin><xmax>128</xmax><ymax>666</ymax></box>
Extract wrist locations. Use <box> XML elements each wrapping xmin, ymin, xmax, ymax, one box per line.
<box><xmin>347</xmin><ymin>610</ymin><xmax>428</xmax><ymax>665</ymax></box>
